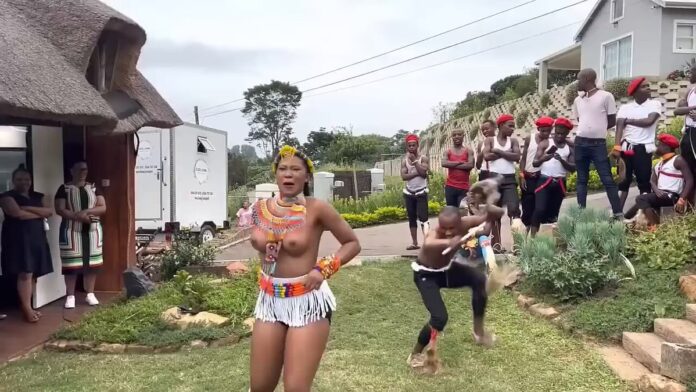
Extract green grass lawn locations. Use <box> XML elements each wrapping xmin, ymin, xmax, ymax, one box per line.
<box><xmin>1</xmin><ymin>262</ymin><xmax>627</xmax><ymax>392</ymax></box>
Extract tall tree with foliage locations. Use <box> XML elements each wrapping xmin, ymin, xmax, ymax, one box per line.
<box><xmin>241</xmin><ymin>80</ymin><xmax>302</xmax><ymax>157</ymax></box>
<box><xmin>451</xmin><ymin>91</ymin><xmax>496</xmax><ymax>119</ymax></box>
<box><xmin>303</xmin><ymin>127</ymin><xmax>337</xmax><ymax>164</ymax></box>
<box><xmin>230</xmin><ymin>145</ymin><xmax>258</xmax><ymax>161</ymax></box>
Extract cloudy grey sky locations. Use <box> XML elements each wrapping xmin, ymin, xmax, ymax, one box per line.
<box><xmin>102</xmin><ymin>0</ymin><xmax>594</xmax><ymax>147</ymax></box>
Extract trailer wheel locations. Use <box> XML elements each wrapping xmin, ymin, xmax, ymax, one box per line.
<box><xmin>199</xmin><ymin>225</ymin><xmax>216</xmax><ymax>243</ymax></box>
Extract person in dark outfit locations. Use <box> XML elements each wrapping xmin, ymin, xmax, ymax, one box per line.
<box><xmin>407</xmin><ymin>205</ymin><xmax>502</xmax><ymax>370</ymax></box>
<box><xmin>0</xmin><ymin>165</ymin><xmax>53</xmax><ymax>323</ymax></box>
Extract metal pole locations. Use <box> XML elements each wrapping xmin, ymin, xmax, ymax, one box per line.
<box><xmin>194</xmin><ymin>106</ymin><xmax>200</xmax><ymax>125</ymax></box>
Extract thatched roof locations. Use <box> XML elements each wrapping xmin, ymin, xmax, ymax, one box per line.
<box><xmin>0</xmin><ymin>0</ymin><xmax>181</xmax><ymax>133</ymax></box>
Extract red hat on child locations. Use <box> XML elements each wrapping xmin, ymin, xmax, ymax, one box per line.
<box><xmin>627</xmin><ymin>77</ymin><xmax>646</xmax><ymax>96</ymax></box>
<box><xmin>405</xmin><ymin>134</ymin><xmax>419</xmax><ymax>144</ymax></box>
<box><xmin>535</xmin><ymin>116</ymin><xmax>554</xmax><ymax>128</ymax></box>
<box><xmin>657</xmin><ymin>133</ymin><xmax>680</xmax><ymax>149</ymax></box>
<box><xmin>497</xmin><ymin>114</ymin><xmax>514</xmax><ymax>126</ymax></box>
<box><xmin>554</xmin><ymin>117</ymin><xmax>574</xmax><ymax>130</ymax></box>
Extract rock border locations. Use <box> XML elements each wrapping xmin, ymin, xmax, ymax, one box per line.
<box><xmin>43</xmin><ymin>331</ymin><xmax>250</xmax><ymax>355</ymax></box>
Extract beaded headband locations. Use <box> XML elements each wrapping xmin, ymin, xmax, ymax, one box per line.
<box><xmin>272</xmin><ymin>145</ymin><xmax>315</xmax><ymax>174</ymax></box>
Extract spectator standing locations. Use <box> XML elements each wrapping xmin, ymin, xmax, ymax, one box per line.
<box><xmin>572</xmin><ymin>68</ymin><xmax>622</xmax><ymax>218</ymax></box>
<box><xmin>519</xmin><ymin>117</ymin><xmax>554</xmax><ymax>231</ymax></box>
<box><xmin>442</xmin><ymin>128</ymin><xmax>474</xmax><ymax>208</ymax></box>
<box><xmin>613</xmin><ymin>77</ymin><xmax>662</xmax><ymax>210</ymax></box>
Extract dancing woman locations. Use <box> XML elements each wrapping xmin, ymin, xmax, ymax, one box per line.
<box><xmin>249</xmin><ymin>146</ymin><xmax>361</xmax><ymax>392</ymax></box>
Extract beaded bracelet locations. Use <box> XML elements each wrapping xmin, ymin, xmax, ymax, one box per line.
<box><xmin>313</xmin><ymin>254</ymin><xmax>341</xmax><ymax>280</ymax></box>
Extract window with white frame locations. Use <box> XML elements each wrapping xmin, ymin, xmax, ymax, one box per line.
<box><xmin>603</xmin><ymin>35</ymin><xmax>632</xmax><ymax>80</ymax></box>
<box><xmin>675</xmin><ymin>20</ymin><xmax>696</xmax><ymax>53</ymax></box>
<box><xmin>610</xmin><ymin>0</ymin><xmax>624</xmax><ymax>22</ymax></box>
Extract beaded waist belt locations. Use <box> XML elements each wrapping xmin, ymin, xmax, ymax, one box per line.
<box><xmin>258</xmin><ymin>273</ymin><xmax>309</xmax><ymax>298</ymax></box>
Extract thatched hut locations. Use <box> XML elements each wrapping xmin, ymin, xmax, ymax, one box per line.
<box><xmin>0</xmin><ymin>0</ymin><xmax>181</xmax><ymax>302</ymax></box>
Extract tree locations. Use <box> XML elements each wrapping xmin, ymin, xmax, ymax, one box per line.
<box><xmin>513</xmin><ymin>75</ymin><xmax>537</xmax><ymax>97</ymax></box>
<box><xmin>241</xmin><ymin>80</ymin><xmax>302</xmax><ymax>157</ymax></box>
<box><xmin>230</xmin><ymin>144</ymin><xmax>257</xmax><ymax>161</ymax></box>
<box><xmin>451</xmin><ymin>91</ymin><xmax>496</xmax><ymax>119</ymax></box>
<box><xmin>390</xmin><ymin>129</ymin><xmax>410</xmax><ymax>154</ymax></box>
<box><xmin>490</xmin><ymin>74</ymin><xmax>523</xmax><ymax>97</ymax></box>
<box><xmin>430</xmin><ymin>102</ymin><xmax>455</xmax><ymax>126</ymax></box>
<box><xmin>303</xmin><ymin>127</ymin><xmax>337</xmax><ymax>164</ymax></box>
<box><xmin>228</xmin><ymin>150</ymin><xmax>250</xmax><ymax>188</ymax></box>
<box><xmin>325</xmin><ymin>134</ymin><xmax>392</xmax><ymax>166</ymax></box>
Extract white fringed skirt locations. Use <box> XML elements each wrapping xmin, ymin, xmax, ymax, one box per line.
<box><xmin>254</xmin><ymin>273</ymin><xmax>337</xmax><ymax>328</ymax></box>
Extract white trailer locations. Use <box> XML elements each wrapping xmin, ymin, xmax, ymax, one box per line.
<box><xmin>135</xmin><ymin>122</ymin><xmax>229</xmax><ymax>242</ymax></box>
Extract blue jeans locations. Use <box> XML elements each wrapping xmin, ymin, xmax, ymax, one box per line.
<box><xmin>574</xmin><ymin>137</ymin><xmax>622</xmax><ymax>215</ymax></box>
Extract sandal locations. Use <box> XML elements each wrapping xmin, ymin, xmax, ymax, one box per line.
<box><xmin>406</xmin><ymin>245</ymin><xmax>420</xmax><ymax>250</ymax></box>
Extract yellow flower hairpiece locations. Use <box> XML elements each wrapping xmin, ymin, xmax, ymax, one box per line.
<box><xmin>272</xmin><ymin>145</ymin><xmax>315</xmax><ymax>174</ymax></box>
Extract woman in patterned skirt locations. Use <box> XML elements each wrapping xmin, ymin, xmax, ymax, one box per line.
<box><xmin>55</xmin><ymin>161</ymin><xmax>106</xmax><ymax>309</ymax></box>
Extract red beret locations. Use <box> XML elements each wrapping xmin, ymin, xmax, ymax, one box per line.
<box><xmin>554</xmin><ymin>117</ymin><xmax>573</xmax><ymax>130</ymax></box>
<box><xmin>657</xmin><ymin>133</ymin><xmax>680</xmax><ymax>149</ymax></box>
<box><xmin>497</xmin><ymin>114</ymin><xmax>514</xmax><ymax>126</ymax></box>
<box><xmin>535</xmin><ymin>116</ymin><xmax>554</xmax><ymax>128</ymax></box>
<box><xmin>405</xmin><ymin>134</ymin><xmax>419</xmax><ymax>144</ymax></box>
<box><xmin>627</xmin><ymin>77</ymin><xmax>646</xmax><ymax>96</ymax></box>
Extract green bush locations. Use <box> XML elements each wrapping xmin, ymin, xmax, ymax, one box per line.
<box><xmin>603</xmin><ymin>78</ymin><xmax>631</xmax><ymax>100</ymax></box>
<box><xmin>565</xmin><ymin>167</ymin><xmax>619</xmax><ymax>193</ymax></box>
<box><xmin>629</xmin><ymin>213</ymin><xmax>696</xmax><ymax>269</ymax></box>
<box><xmin>540</xmin><ymin>92</ymin><xmax>551</xmax><ymax>108</ymax></box>
<box><xmin>482</xmin><ymin>109</ymin><xmax>491</xmax><ymax>120</ymax></box>
<box><xmin>509</xmin><ymin>102</ymin><xmax>517</xmax><ymax>114</ymax></box>
<box><xmin>515</xmin><ymin>207</ymin><xmax>625</xmax><ymax>301</ymax></box>
<box><xmin>660</xmin><ymin>116</ymin><xmax>684</xmax><ymax>141</ymax></box>
<box><xmin>502</xmin><ymin>87</ymin><xmax>518</xmax><ymax>102</ymax></box>
<box><xmin>516</xmin><ymin>110</ymin><xmax>530</xmax><ymax>128</ymax></box>
<box><xmin>468</xmin><ymin>127</ymin><xmax>478</xmax><ymax>141</ymax></box>
<box><xmin>161</xmin><ymin>231</ymin><xmax>218</xmax><ymax>280</ymax></box>
<box><xmin>548</xmin><ymin>110</ymin><xmax>558</xmax><ymax>119</ymax></box>
<box><xmin>341</xmin><ymin>201</ymin><xmax>443</xmax><ymax>228</ymax></box>
<box><xmin>565</xmin><ymin>82</ymin><xmax>578</xmax><ymax>106</ymax></box>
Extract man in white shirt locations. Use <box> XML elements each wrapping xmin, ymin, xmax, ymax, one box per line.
<box><xmin>613</xmin><ymin>77</ymin><xmax>661</xmax><ymax>210</ymax></box>
<box><xmin>572</xmin><ymin>68</ymin><xmax>622</xmax><ymax>219</ymax></box>
<box><xmin>674</xmin><ymin>65</ymin><xmax>696</xmax><ymax>193</ymax></box>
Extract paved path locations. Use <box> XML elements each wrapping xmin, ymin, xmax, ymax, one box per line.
<box><xmin>216</xmin><ymin>188</ymin><xmax>638</xmax><ymax>261</ymax></box>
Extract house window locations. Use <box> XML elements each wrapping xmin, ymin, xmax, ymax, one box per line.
<box><xmin>674</xmin><ymin>20</ymin><xmax>696</xmax><ymax>53</ymax></box>
<box><xmin>86</xmin><ymin>34</ymin><xmax>119</xmax><ymax>93</ymax></box>
<box><xmin>197</xmin><ymin>137</ymin><xmax>215</xmax><ymax>154</ymax></box>
<box><xmin>602</xmin><ymin>34</ymin><xmax>632</xmax><ymax>80</ymax></box>
<box><xmin>610</xmin><ymin>0</ymin><xmax>624</xmax><ymax>23</ymax></box>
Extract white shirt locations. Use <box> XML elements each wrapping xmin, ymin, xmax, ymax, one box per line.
<box><xmin>404</xmin><ymin>155</ymin><xmax>428</xmax><ymax>193</ymax></box>
<box><xmin>488</xmin><ymin>137</ymin><xmax>516</xmax><ymax>175</ymax></box>
<box><xmin>572</xmin><ymin>90</ymin><xmax>617</xmax><ymax>139</ymax></box>
<box><xmin>617</xmin><ymin>99</ymin><xmax>662</xmax><ymax>145</ymax></box>
<box><xmin>655</xmin><ymin>156</ymin><xmax>684</xmax><ymax>195</ymax></box>
<box><xmin>540</xmin><ymin>140</ymin><xmax>571</xmax><ymax>178</ymax></box>
<box><xmin>524</xmin><ymin>135</ymin><xmax>539</xmax><ymax>174</ymax></box>
<box><xmin>687</xmin><ymin>88</ymin><xmax>696</xmax><ymax>127</ymax></box>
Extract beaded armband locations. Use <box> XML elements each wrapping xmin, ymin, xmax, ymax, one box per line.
<box><xmin>313</xmin><ymin>254</ymin><xmax>341</xmax><ymax>280</ymax></box>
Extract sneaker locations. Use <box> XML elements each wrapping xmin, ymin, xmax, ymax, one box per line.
<box><xmin>612</xmin><ymin>213</ymin><xmax>624</xmax><ymax>221</ymax></box>
<box><xmin>407</xmin><ymin>353</ymin><xmax>426</xmax><ymax>368</ymax></box>
<box><xmin>85</xmin><ymin>293</ymin><xmax>99</xmax><ymax>306</ymax></box>
<box><xmin>64</xmin><ymin>295</ymin><xmax>76</xmax><ymax>309</ymax></box>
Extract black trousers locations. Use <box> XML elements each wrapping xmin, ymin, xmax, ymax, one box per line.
<box><xmin>491</xmin><ymin>173</ymin><xmax>520</xmax><ymax>218</ymax></box>
<box><xmin>618</xmin><ymin>144</ymin><xmax>653</xmax><ymax>194</ymax></box>
<box><xmin>414</xmin><ymin>262</ymin><xmax>487</xmax><ymax>347</ymax></box>
<box><xmin>681</xmin><ymin>127</ymin><xmax>696</xmax><ymax>174</ymax></box>
<box><xmin>404</xmin><ymin>192</ymin><xmax>428</xmax><ymax>228</ymax></box>
<box><xmin>531</xmin><ymin>176</ymin><xmax>566</xmax><ymax>227</ymax></box>
<box><xmin>625</xmin><ymin>192</ymin><xmax>679</xmax><ymax>219</ymax></box>
<box><xmin>520</xmin><ymin>173</ymin><xmax>540</xmax><ymax>227</ymax></box>
<box><xmin>445</xmin><ymin>186</ymin><xmax>468</xmax><ymax>207</ymax></box>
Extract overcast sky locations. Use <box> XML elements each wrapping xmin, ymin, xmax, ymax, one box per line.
<box><xmin>102</xmin><ymin>0</ymin><xmax>594</xmax><ymax>147</ymax></box>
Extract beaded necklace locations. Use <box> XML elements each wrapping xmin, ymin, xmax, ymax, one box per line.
<box><xmin>252</xmin><ymin>195</ymin><xmax>307</xmax><ymax>274</ymax></box>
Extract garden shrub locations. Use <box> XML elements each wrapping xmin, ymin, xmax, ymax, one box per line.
<box><xmin>565</xmin><ymin>81</ymin><xmax>578</xmax><ymax>106</ymax></box>
<box><xmin>509</xmin><ymin>102</ymin><xmax>517</xmax><ymax>114</ymax></box>
<box><xmin>548</xmin><ymin>110</ymin><xmax>557</xmax><ymax>119</ymax></box>
<box><xmin>516</xmin><ymin>110</ymin><xmax>530</xmax><ymax>128</ymax></box>
<box><xmin>340</xmin><ymin>201</ymin><xmax>443</xmax><ymax>228</ymax></box>
<box><xmin>603</xmin><ymin>78</ymin><xmax>631</xmax><ymax>100</ymax></box>
<box><xmin>515</xmin><ymin>206</ymin><xmax>625</xmax><ymax>301</ymax></box>
<box><xmin>468</xmin><ymin>127</ymin><xmax>478</xmax><ymax>141</ymax></box>
<box><xmin>660</xmin><ymin>116</ymin><xmax>684</xmax><ymax>140</ymax></box>
<box><xmin>161</xmin><ymin>231</ymin><xmax>217</xmax><ymax>280</ymax></box>
<box><xmin>540</xmin><ymin>92</ymin><xmax>550</xmax><ymax>108</ymax></box>
<box><xmin>629</xmin><ymin>213</ymin><xmax>696</xmax><ymax>269</ymax></box>
<box><xmin>482</xmin><ymin>109</ymin><xmax>490</xmax><ymax>120</ymax></box>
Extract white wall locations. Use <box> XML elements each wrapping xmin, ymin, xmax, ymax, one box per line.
<box><xmin>31</xmin><ymin>126</ymin><xmax>66</xmax><ymax>308</ymax></box>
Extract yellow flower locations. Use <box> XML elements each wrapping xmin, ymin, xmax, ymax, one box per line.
<box><xmin>272</xmin><ymin>145</ymin><xmax>315</xmax><ymax>174</ymax></box>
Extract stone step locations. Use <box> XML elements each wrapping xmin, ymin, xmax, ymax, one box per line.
<box><xmin>596</xmin><ymin>345</ymin><xmax>652</xmax><ymax>385</ymax></box>
<box><xmin>654</xmin><ymin>318</ymin><xmax>696</xmax><ymax>345</ymax></box>
<box><xmin>686</xmin><ymin>304</ymin><xmax>696</xmax><ymax>324</ymax></box>
<box><xmin>622</xmin><ymin>332</ymin><xmax>665</xmax><ymax>373</ymax></box>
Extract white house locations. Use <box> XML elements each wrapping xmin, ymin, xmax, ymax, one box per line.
<box><xmin>537</xmin><ymin>0</ymin><xmax>696</xmax><ymax>91</ymax></box>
